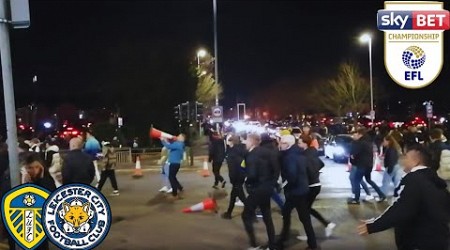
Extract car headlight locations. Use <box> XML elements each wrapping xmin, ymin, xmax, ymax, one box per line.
<box><xmin>334</xmin><ymin>146</ymin><xmax>345</xmax><ymax>155</ymax></box>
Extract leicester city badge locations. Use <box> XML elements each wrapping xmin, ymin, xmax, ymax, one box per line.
<box><xmin>1</xmin><ymin>184</ymin><xmax>51</xmax><ymax>250</ymax></box>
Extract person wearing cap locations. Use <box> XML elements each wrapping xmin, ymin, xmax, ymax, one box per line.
<box><xmin>241</xmin><ymin>133</ymin><xmax>277</xmax><ymax>250</ymax></box>
<box><xmin>97</xmin><ymin>141</ymin><xmax>119</xmax><ymax>196</ymax></box>
<box><xmin>277</xmin><ymin>135</ymin><xmax>318</xmax><ymax>250</ymax></box>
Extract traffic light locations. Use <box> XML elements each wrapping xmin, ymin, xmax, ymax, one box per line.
<box><xmin>181</xmin><ymin>102</ymin><xmax>190</xmax><ymax>122</ymax></box>
<box><xmin>195</xmin><ymin>102</ymin><xmax>204</xmax><ymax>121</ymax></box>
<box><xmin>174</xmin><ymin>105</ymin><xmax>181</xmax><ymax>120</ymax></box>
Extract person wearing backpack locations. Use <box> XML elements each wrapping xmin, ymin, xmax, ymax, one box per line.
<box><xmin>97</xmin><ymin>141</ymin><xmax>120</xmax><ymax>196</ymax></box>
<box><xmin>297</xmin><ymin>135</ymin><xmax>336</xmax><ymax>241</ymax></box>
<box><xmin>44</xmin><ymin>139</ymin><xmax>62</xmax><ymax>187</ymax></box>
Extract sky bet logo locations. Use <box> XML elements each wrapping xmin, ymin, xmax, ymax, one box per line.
<box><xmin>379</xmin><ymin>2</ymin><xmax>449</xmax><ymax>89</ymax></box>
<box><xmin>377</xmin><ymin>10</ymin><xmax>450</xmax><ymax>30</ymax></box>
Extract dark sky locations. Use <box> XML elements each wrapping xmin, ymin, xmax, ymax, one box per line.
<box><xmin>6</xmin><ymin>0</ymin><xmax>450</xmax><ymax>113</ymax></box>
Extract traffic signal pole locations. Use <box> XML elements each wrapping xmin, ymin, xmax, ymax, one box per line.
<box><xmin>0</xmin><ymin>0</ymin><xmax>20</xmax><ymax>187</ymax></box>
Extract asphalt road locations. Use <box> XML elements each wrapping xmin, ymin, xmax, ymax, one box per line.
<box><xmin>0</xmin><ymin>159</ymin><xmax>398</xmax><ymax>250</ymax></box>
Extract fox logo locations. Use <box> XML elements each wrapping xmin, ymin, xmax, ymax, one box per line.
<box><xmin>58</xmin><ymin>199</ymin><xmax>94</xmax><ymax>234</ymax></box>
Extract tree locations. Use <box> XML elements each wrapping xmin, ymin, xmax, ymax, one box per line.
<box><xmin>195</xmin><ymin>69</ymin><xmax>223</xmax><ymax>107</ymax></box>
<box><xmin>313</xmin><ymin>62</ymin><xmax>370</xmax><ymax>117</ymax></box>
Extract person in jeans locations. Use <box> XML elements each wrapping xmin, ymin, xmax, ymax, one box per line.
<box><xmin>221</xmin><ymin>134</ymin><xmax>247</xmax><ymax>219</ymax></box>
<box><xmin>209</xmin><ymin>131</ymin><xmax>226</xmax><ymax>189</ymax></box>
<box><xmin>241</xmin><ymin>133</ymin><xmax>276</xmax><ymax>250</ymax></box>
<box><xmin>161</xmin><ymin>134</ymin><xmax>185</xmax><ymax>201</ymax></box>
<box><xmin>349</xmin><ymin>128</ymin><xmax>386</xmax><ymax>204</ymax></box>
<box><xmin>298</xmin><ymin>135</ymin><xmax>336</xmax><ymax>241</ymax></box>
<box><xmin>381</xmin><ymin>135</ymin><xmax>402</xmax><ymax>196</ymax></box>
<box><xmin>349</xmin><ymin>166</ymin><xmax>375</xmax><ymax>200</ymax></box>
<box><xmin>277</xmin><ymin>135</ymin><xmax>318</xmax><ymax>250</ymax></box>
<box><xmin>97</xmin><ymin>142</ymin><xmax>120</xmax><ymax>196</ymax></box>
<box><xmin>158</xmin><ymin>147</ymin><xmax>172</xmax><ymax>193</ymax></box>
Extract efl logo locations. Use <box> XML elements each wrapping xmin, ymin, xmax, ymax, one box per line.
<box><xmin>378</xmin><ymin>2</ymin><xmax>449</xmax><ymax>89</ymax></box>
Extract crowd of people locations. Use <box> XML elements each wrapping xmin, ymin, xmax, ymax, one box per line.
<box><xmin>0</xmin><ymin>129</ymin><xmax>120</xmax><ymax>250</ymax></box>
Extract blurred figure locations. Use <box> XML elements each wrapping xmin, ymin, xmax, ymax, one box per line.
<box><xmin>381</xmin><ymin>135</ymin><xmax>402</xmax><ymax>196</ymax></box>
<box><xmin>348</xmin><ymin>128</ymin><xmax>386</xmax><ymax>204</ymax></box>
<box><xmin>302</xmin><ymin>125</ymin><xmax>319</xmax><ymax>150</ymax></box>
<box><xmin>358</xmin><ymin>145</ymin><xmax>450</xmax><ymax>250</ymax></box>
<box><xmin>389</xmin><ymin>126</ymin><xmax>404</xmax><ymax>153</ymax></box>
<box><xmin>209</xmin><ymin>131</ymin><xmax>226</xmax><ymax>189</ymax></box>
<box><xmin>29</xmin><ymin>138</ymin><xmax>41</xmax><ymax>153</ymax></box>
<box><xmin>62</xmin><ymin>137</ymin><xmax>95</xmax><ymax>185</ymax></box>
<box><xmin>158</xmin><ymin>147</ymin><xmax>172</xmax><ymax>193</ymax></box>
<box><xmin>221</xmin><ymin>134</ymin><xmax>247</xmax><ymax>219</ymax></box>
<box><xmin>403</xmin><ymin>126</ymin><xmax>421</xmax><ymax>151</ymax></box>
<box><xmin>84</xmin><ymin>129</ymin><xmax>102</xmax><ymax>183</ymax></box>
<box><xmin>241</xmin><ymin>133</ymin><xmax>276</xmax><ymax>250</ymax></box>
<box><xmin>97</xmin><ymin>142</ymin><xmax>119</xmax><ymax>196</ymax></box>
<box><xmin>277</xmin><ymin>135</ymin><xmax>317</xmax><ymax>250</ymax></box>
<box><xmin>44</xmin><ymin>138</ymin><xmax>62</xmax><ymax>187</ymax></box>
<box><xmin>297</xmin><ymin>135</ymin><xmax>336</xmax><ymax>241</ymax></box>
<box><xmin>161</xmin><ymin>134</ymin><xmax>185</xmax><ymax>201</ymax></box>
<box><xmin>260</xmin><ymin>133</ymin><xmax>284</xmax><ymax>210</ymax></box>
<box><xmin>428</xmin><ymin>128</ymin><xmax>450</xmax><ymax>183</ymax></box>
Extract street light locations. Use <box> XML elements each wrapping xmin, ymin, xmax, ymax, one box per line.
<box><xmin>197</xmin><ymin>49</ymin><xmax>207</xmax><ymax>66</ymax></box>
<box><xmin>359</xmin><ymin>32</ymin><xmax>374</xmax><ymax>127</ymax></box>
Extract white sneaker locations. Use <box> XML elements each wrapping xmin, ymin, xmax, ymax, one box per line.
<box><xmin>365</xmin><ymin>195</ymin><xmax>375</xmax><ymax>201</ymax></box>
<box><xmin>325</xmin><ymin>222</ymin><xmax>336</xmax><ymax>237</ymax></box>
<box><xmin>159</xmin><ymin>186</ymin><xmax>169</xmax><ymax>192</ymax></box>
<box><xmin>235</xmin><ymin>200</ymin><xmax>245</xmax><ymax>207</ymax></box>
<box><xmin>296</xmin><ymin>235</ymin><xmax>308</xmax><ymax>241</ymax></box>
<box><xmin>111</xmin><ymin>190</ymin><xmax>120</xmax><ymax>196</ymax></box>
<box><xmin>166</xmin><ymin>188</ymin><xmax>173</xmax><ymax>193</ymax></box>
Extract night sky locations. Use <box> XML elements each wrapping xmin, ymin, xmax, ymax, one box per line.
<box><xmin>4</xmin><ymin>0</ymin><xmax>450</xmax><ymax>129</ymax></box>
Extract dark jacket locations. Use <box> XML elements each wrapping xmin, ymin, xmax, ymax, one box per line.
<box><xmin>280</xmin><ymin>145</ymin><xmax>309</xmax><ymax>196</ymax></box>
<box><xmin>384</xmin><ymin>147</ymin><xmax>399</xmax><ymax>174</ymax></box>
<box><xmin>62</xmin><ymin>149</ymin><xmax>95</xmax><ymax>185</ymax></box>
<box><xmin>260</xmin><ymin>140</ymin><xmax>281</xmax><ymax>184</ymax></box>
<box><xmin>209</xmin><ymin>136</ymin><xmax>225</xmax><ymax>164</ymax></box>
<box><xmin>303</xmin><ymin>147</ymin><xmax>324</xmax><ymax>186</ymax></box>
<box><xmin>226</xmin><ymin>143</ymin><xmax>247</xmax><ymax>184</ymax></box>
<box><xmin>0</xmin><ymin>153</ymin><xmax>10</xmax><ymax>199</ymax></box>
<box><xmin>350</xmin><ymin>135</ymin><xmax>373</xmax><ymax>170</ymax></box>
<box><xmin>244</xmin><ymin>146</ymin><xmax>277</xmax><ymax>193</ymax></box>
<box><xmin>428</xmin><ymin>140</ymin><xmax>450</xmax><ymax>172</ymax></box>
<box><xmin>367</xmin><ymin>167</ymin><xmax>450</xmax><ymax>250</ymax></box>
<box><xmin>33</xmin><ymin>170</ymin><xmax>57</xmax><ymax>192</ymax></box>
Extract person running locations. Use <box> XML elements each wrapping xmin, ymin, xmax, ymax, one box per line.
<box><xmin>221</xmin><ymin>134</ymin><xmax>247</xmax><ymax>219</ymax></box>
<box><xmin>209</xmin><ymin>131</ymin><xmax>226</xmax><ymax>189</ymax></box>
<box><xmin>241</xmin><ymin>133</ymin><xmax>276</xmax><ymax>250</ymax></box>
<box><xmin>97</xmin><ymin>142</ymin><xmax>120</xmax><ymax>196</ymax></box>
<box><xmin>348</xmin><ymin>128</ymin><xmax>386</xmax><ymax>204</ymax></box>
<box><xmin>358</xmin><ymin>145</ymin><xmax>450</xmax><ymax>250</ymax></box>
<box><xmin>381</xmin><ymin>135</ymin><xmax>402</xmax><ymax>196</ymax></box>
<box><xmin>161</xmin><ymin>134</ymin><xmax>185</xmax><ymax>201</ymax></box>
<box><xmin>277</xmin><ymin>135</ymin><xmax>318</xmax><ymax>250</ymax></box>
<box><xmin>297</xmin><ymin>135</ymin><xmax>336</xmax><ymax>241</ymax></box>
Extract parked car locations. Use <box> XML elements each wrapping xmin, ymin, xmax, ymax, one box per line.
<box><xmin>324</xmin><ymin>134</ymin><xmax>353</xmax><ymax>163</ymax></box>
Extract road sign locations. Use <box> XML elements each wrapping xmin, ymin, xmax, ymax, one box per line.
<box><xmin>118</xmin><ymin>117</ymin><xmax>123</xmax><ymax>127</ymax></box>
<box><xmin>426</xmin><ymin>104</ymin><xmax>433</xmax><ymax>119</ymax></box>
<box><xmin>211</xmin><ymin>106</ymin><xmax>223</xmax><ymax>123</ymax></box>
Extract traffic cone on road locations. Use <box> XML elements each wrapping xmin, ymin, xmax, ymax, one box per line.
<box><xmin>182</xmin><ymin>198</ymin><xmax>217</xmax><ymax>213</ymax></box>
<box><xmin>200</xmin><ymin>158</ymin><xmax>210</xmax><ymax>177</ymax></box>
<box><xmin>132</xmin><ymin>156</ymin><xmax>143</xmax><ymax>178</ymax></box>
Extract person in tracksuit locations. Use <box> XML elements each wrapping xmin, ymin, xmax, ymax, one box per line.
<box><xmin>277</xmin><ymin>135</ymin><xmax>318</xmax><ymax>250</ymax></box>
<box><xmin>161</xmin><ymin>134</ymin><xmax>185</xmax><ymax>201</ymax></box>
<box><xmin>209</xmin><ymin>131</ymin><xmax>226</xmax><ymax>189</ymax></box>
<box><xmin>241</xmin><ymin>133</ymin><xmax>277</xmax><ymax>250</ymax></box>
<box><xmin>221</xmin><ymin>134</ymin><xmax>247</xmax><ymax>219</ymax></box>
<box><xmin>358</xmin><ymin>145</ymin><xmax>450</xmax><ymax>250</ymax></box>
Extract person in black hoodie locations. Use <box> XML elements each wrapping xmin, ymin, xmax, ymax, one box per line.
<box><xmin>260</xmin><ymin>133</ymin><xmax>284</xmax><ymax>210</ymax></box>
<box><xmin>358</xmin><ymin>145</ymin><xmax>450</xmax><ymax>250</ymax></box>
<box><xmin>62</xmin><ymin>137</ymin><xmax>95</xmax><ymax>185</ymax></box>
<box><xmin>277</xmin><ymin>135</ymin><xmax>318</xmax><ymax>250</ymax></box>
<box><xmin>298</xmin><ymin>135</ymin><xmax>336</xmax><ymax>240</ymax></box>
<box><xmin>349</xmin><ymin>128</ymin><xmax>386</xmax><ymax>204</ymax></box>
<box><xmin>381</xmin><ymin>135</ymin><xmax>402</xmax><ymax>195</ymax></box>
<box><xmin>222</xmin><ymin>134</ymin><xmax>247</xmax><ymax>219</ymax></box>
<box><xmin>209</xmin><ymin>131</ymin><xmax>226</xmax><ymax>189</ymax></box>
<box><xmin>241</xmin><ymin>133</ymin><xmax>276</xmax><ymax>250</ymax></box>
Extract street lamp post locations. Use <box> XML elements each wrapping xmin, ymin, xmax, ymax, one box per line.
<box><xmin>197</xmin><ymin>49</ymin><xmax>207</xmax><ymax>67</ymax></box>
<box><xmin>360</xmin><ymin>33</ymin><xmax>374</xmax><ymax>127</ymax></box>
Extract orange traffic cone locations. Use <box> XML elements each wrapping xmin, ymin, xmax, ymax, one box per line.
<box><xmin>182</xmin><ymin>198</ymin><xmax>217</xmax><ymax>213</ymax></box>
<box><xmin>200</xmin><ymin>158</ymin><xmax>210</xmax><ymax>177</ymax></box>
<box><xmin>149</xmin><ymin>127</ymin><xmax>176</xmax><ymax>140</ymax></box>
<box><xmin>132</xmin><ymin>155</ymin><xmax>143</xmax><ymax>178</ymax></box>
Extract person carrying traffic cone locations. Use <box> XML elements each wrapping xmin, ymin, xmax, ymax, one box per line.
<box><xmin>161</xmin><ymin>133</ymin><xmax>185</xmax><ymax>201</ymax></box>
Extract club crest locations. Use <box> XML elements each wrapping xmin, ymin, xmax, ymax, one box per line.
<box><xmin>1</xmin><ymin>184</ymin><xmax>50</xmax><ymax>250</ymax></box>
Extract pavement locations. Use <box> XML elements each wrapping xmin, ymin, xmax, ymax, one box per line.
<box><xmin>0</xmin><ymin>158</ymin><xmax>399</xmax><ymax>250</ymax></box>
